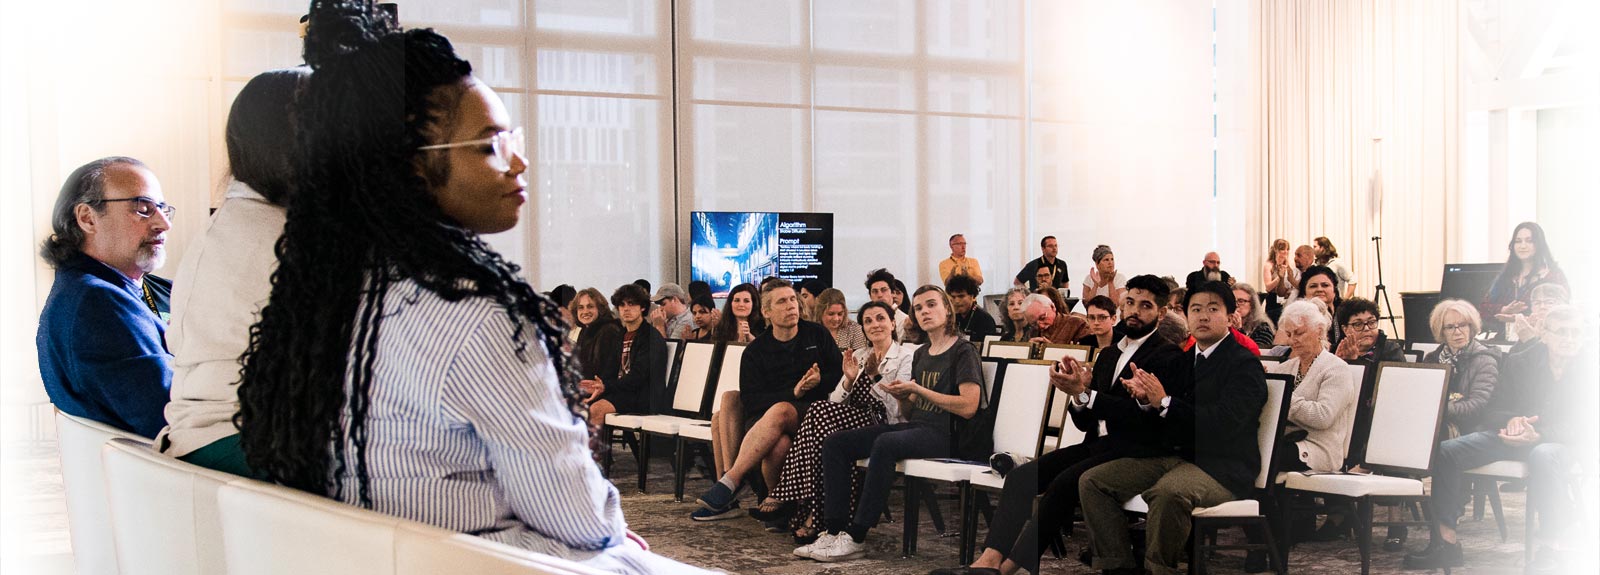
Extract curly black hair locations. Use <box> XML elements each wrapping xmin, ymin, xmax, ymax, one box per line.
<box><xmin>235</xmin><ymin>0</ymin><xmax>586</xmax><ymax>506</ymax></box>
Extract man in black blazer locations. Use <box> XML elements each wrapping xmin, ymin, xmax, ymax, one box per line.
<box><xmin>1184</xmin><ymin>251</ymin><xmax>1235</xmax><ymax>291</ymax></box>
<box><xmin>928</xmin><ymin>275</ymin><xmax>1183</xmax><ymax>575</ymax></box>
<box><xmin>1077</xmin><ymin>281</ymin><xmax>1267</xmax><ymax>575</ymax></box>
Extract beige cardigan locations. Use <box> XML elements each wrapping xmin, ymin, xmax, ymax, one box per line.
<box><xmin>1271</xmin><ymin>350</ymin><xmax>1358</xmax><ymax>472</ymax></box>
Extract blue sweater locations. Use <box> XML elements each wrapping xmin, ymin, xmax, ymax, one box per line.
<box><xmin>37</xmin><ymin>253</ymin><xmax>173</xmax><ymax>438</ymax></box>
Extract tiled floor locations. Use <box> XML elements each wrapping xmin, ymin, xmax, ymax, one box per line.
<box><xmin>8</xmin><ymin>437</ymin><xmax>1594</xmax><ymax>575</ymax></box>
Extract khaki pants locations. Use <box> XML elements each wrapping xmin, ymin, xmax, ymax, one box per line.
<box><xmin>1079</xmin><ymin>456</ymin><xmax>1235</xmax><ymax>575</ymax></box>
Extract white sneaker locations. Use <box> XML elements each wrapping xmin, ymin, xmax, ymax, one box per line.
<box><xmin>811</xmin><ymin>533</ymin><xmax>868</xmax><ymax>563</ymax></box>
<box><xmin>793</xmin><ymin>532</ymin><xmax>835</xmax><ymax>560</ymax></box>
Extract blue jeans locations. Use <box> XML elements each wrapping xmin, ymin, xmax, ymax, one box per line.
<box><xmin>1429</xmin><ymin>431</ymin><xmax>1573</xmax><ymax>531</ymax></box>
<box><xmin>820</xmin><ymin>422</ymin><xmax>948</xmax><ymax>531</ymax></box>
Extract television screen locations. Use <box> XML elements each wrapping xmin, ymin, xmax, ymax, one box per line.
<box><xmin>691</xmin><ymin>211</ymin><xmax>833</xmax><ymax>297</ymax></box>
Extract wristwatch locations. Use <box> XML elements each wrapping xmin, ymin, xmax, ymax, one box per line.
<box><xmin>1075</xmin><ymin>391</ymin><xmax>1091</xmax><ymax>406</ymax></box>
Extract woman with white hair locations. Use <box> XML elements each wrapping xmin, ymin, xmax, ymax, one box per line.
<box><xmin>1423</xmin><ymin>299</ymin><xmax>1500</xmax><ymax>440</ymax></box>
<box><xmin>1270</xmin><ymin>300</ymin><xmax>1357</xmax><ymax>473</ymax></box>
<box><xmin>1233</xmin><ymin>282</ymin><xmax>1276</xmax><ymax>349</ymax></box>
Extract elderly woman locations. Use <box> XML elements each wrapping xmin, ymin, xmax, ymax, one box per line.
<box><xmin>1510</xmin><ymin>283</ymin><xmax>1570</xmax><ymax>349</ymax></box>
<box><xmin>1333</xmin><ymin>298</ymin><xmax>1403</xmax><ymax>363</ymax></box>
<box><xmin>1424</xmin><ymin>299</ymin><xmax>1500</xmax><ymax>440</ymax></box>
<box><xmin>1233</xmin><ymin>282</ymin><xmax>1276</xmax><ymax>349</ymax></box>
<box><xmin>998</xmin><ymin>286</ymin><xmax>1031</xmax><ymax>342</ymax></box>
<box><xmin>1272</xmin><ymin>301</ymin><xmax>1358</xmax><ymax>472</ymax></box>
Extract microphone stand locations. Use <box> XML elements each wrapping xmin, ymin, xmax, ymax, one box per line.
<box><xmin>1371</xmin><ymin>235</ymin><xmax>1400</xmax><ymax>336</ymax></box>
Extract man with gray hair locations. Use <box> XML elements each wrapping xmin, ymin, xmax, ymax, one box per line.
<box><xmin>1023</xmin><ymin>292</ymin><xmax>1090</xmax><ymax>345</ymax></box>
<box><xmin>36</xmin><ymin>157</ymin><xmax>176</xmax><ymax>438</ymax></box>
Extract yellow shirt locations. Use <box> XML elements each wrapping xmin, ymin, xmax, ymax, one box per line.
<box><xmin>939</xmin><ymin>256</ymin><xmax>984</xmax><ymax>285</ymax></box>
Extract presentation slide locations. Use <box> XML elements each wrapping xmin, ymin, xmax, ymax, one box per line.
<box><xmin>691</xmin><ymin>211</ymin><xmax>833</xmax><ymax>297</ymax></box>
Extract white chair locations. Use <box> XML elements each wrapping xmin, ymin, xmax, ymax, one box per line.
<box><xmin>651</xmin><ymin>343</ymin><xmax>744</xmax><ymax>501</ymax></box>
<box><xmin>1409</xmin><ymin>341</ymin><xmax>1441</xmax><ymax>357</ymax></box>
<box><xmin>984</xmin><ymin>341</ymin><xmax>1033</xmax><ymax>360</ymax></box>
<box><xmin>56</xmin><ymin>409</ymin><xmax>150</xmax><ymax>575</ymax></box>
<box><xmin>216</xmin><ymin>479</ymin><xmax>612</xmax><ymax>575</ymax></box>
<box><xmin>1280</xmin><ymin>362</ymin><xmax>1451</xmax><ymax>575</ymax></box>
<box><xmin>1464</xmin><ymin>460</ymin><xmax>1530</xmax><ymax>553</ymax></box>
<box><xmin>1039</xmin><ymin>343</ymin><xmax>1091</xmax><ymax>363</ymax></box>
<box><xmin>962</xmin><ymin>399</ymin><xmax>1091</xmax><ymax>563</ymax></box>
<box><xmin>101</xmin><ymin>438</ymin><xmax>234</xmax><ymax>575</ymax></box>
<box><xmin>602</xmin><ymin>339</ymin><xmax>685</xmax><ymax>492</ymax></box>
<box><xmin>980</xmin><ymin>335</ymin><xmax>1002</xmax><ymax>357</ymax></box>
<box><xmin>900</xmin><ymin>360</ymin><xmax>1055</xmax><ymax>556</ymax></box>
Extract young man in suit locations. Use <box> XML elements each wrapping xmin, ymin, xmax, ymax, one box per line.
<box><xmin>1077</xmin><ymin>280</ymin><xmax>1267</xmax><ymax>575</ymax></box>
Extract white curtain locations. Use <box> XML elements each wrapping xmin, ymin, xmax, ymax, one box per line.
<box><xmin>1247</xmin><ymin>0</ymin><xmax>1461</xmax><ymax>336</ymax></box>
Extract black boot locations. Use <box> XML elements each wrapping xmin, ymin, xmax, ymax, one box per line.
<box><xmin>1402</xmin><ymin>539</ymin><xmax>1463</xmax><ymax>569</ymax></box>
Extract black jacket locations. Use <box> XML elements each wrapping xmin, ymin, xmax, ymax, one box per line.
<box><xmin>1067</xmin><ymin>333</ymin><xmax>1185</xmax><ymax>458</ymax></box>
<box><xmin>956</xmin><ymin>308</ymin><xmax>998</xmax><ymax>343</ymax></box>
<box><xmin>1488</xmin><ymin>342</ymin><xmax>1596</xmax><ymax>447</ymax></box>
<box><xmin>1163</xmin><ymin>335</ymin><xmax>1268</xmax><ymax>499</ymax></box>
<box><xmin>600</xmin><ymin>322</ymin><xmax>668</xmax><ymax>414</ymax></box>
<box><xmin>1185</xmin><ymin>269</ymin><xmax>1233</xmax><ymax>291</ymax></box>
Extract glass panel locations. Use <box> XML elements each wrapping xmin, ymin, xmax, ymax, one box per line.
<box><xmin>928</xmin><ymin>72</ymin><xmax>1021</xmax><ymax>116</ymax></box>
<box><xmin>813</xmin><ymin>111</ymin><xmax>917</xmax><ymax>305</ymax></box>
<box><xmin>536</xmin><ymin>0</ymin><xmax>657</xmax><ymax>36</ymax></box>
<box><xmin>691</xmin><ymin>0</ymin><xmax>804</xmax><ymax>46</ymax></box>
<box><xmin>396</xmin><ymin>1</ymin><xmax>521</xmax><ymax>27</ymax></box>
<box><xmin>815</xmin><ymin>66</ymin><xmax>915</xmax><ymax>111</ymax></box>
<box><xmin>925</xmin><ymin>0</ymin><xmax>1021</xmax><ymax>62</ymax></box>
<box><xmin>537</xmin><ymin>50</ymin><xmax>657</xmax><ymax>95</ymax></box>
<box><xmin>458</xmin><ymin>44</ymin><xmax>525</xmax><ymax>89</ymax></box>
<box><xmin>692</xmin><ymin>105</ymin><xmax>806</xmax><ymax>210</ymax></box>
<box><xmin>535</xmin><ymin>94</ymin><xmax>665</xmax><ymax>291</ymax></box>
<box><xmin>813</xmin><ymin>0</ymin><xmax>915</xmax><ymax>54</ymax></box>
<box><xmin>693</xmin><ymin>58</ymin><xmax>805</xmax><ymax>105</ymax></box>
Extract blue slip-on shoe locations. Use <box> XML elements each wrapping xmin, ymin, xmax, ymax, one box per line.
<box><xmin>690</xmin><ymin>502</ymin><xmax>746</xmax><ymax>522</ymax></box>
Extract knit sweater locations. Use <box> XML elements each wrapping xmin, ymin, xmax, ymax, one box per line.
<box><xmin>1271</xmin><ymin>350</ymin><xmax>1357</xmax><ymax>472</ymax></box>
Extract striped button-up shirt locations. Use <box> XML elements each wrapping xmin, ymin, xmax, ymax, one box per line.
<box><xmin>333</xmin><ymin>279</ymin><xmax>711</xmax><ymax>574</ymax></box>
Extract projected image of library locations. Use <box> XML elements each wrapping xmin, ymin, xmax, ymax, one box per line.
<box><xmin>691</xmin><ymin>212</ymin><xmax>779</xmax><ymax>296</ymax></box>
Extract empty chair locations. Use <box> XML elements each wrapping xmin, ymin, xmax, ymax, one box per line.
<box><xmin>56</xmin><ymin>409</ymin><xmax>151</xmax><ymax>575</ymax></box>
<box><xmin>984</xmin><ymin>341</ymin><xmax>1033</xmax><ymax>360</ymax></box>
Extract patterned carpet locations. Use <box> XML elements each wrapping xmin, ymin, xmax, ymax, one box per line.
<box><xmin>609</xmin><ymin>448</ymin><xmax>1588</xmax><ymax>575</ymax></box>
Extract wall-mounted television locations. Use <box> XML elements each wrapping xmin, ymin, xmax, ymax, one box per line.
<box><xmin>691</xmin><ymin>211</ymin><xmax>833</xmax><ymax>297</ymax></box>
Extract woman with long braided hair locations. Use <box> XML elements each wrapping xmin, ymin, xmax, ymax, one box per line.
<box><xmin>234</xmin><ymin>2</ymin><xmax>708</xmax><ymax>571</ymax></box>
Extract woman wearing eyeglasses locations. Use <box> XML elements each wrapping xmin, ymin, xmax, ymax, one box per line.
<box><xmin>1332</xmin><ymin>297</ymin><xmax>1403</xmax><ymax>363</ymax></box>
<box><xmin>234</xmin><ymin>3</ymin><xmax>707</xmax><ymax>572</ymax></box>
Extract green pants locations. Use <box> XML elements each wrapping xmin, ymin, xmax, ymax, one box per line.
<box><xmin>1079</xmin><ymin>456</ymin><xmax>1235</xmax><ymax>575</ymax></box>
<box><xmin>177</xmin><ymin>434</ymin><xmax>266</xmax><ymax>480</ymax></box>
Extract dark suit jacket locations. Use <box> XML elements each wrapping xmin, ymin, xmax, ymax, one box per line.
<box><xmin>599</xmin><ymin>323</ymin><xmax>669</xmax><ymax>414</ymax></box>
<box><xmin>1067</xmin><ymin>333</ymin><xmax>1185</xmax><ymax>458</ymax></box>
<box><xmin>1162</xmin><ymin>335</ymin><xmax>1267</xmax><ymax>498</ymax></box>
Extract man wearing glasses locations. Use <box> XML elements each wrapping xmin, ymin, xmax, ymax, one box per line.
<box><xmin>37</xmin><ymin>156</ymin><xmax>176</xmax><ymax>438</ymax></box>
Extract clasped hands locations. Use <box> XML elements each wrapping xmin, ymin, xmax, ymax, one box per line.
<box><xmin>1499</xmin><ymin>415</ymin><xmax>1541</xmax><ymax>446</ymax></box>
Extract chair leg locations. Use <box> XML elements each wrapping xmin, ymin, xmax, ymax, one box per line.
<box><xmin>672</xmin><ymin>437</ymin><xmax>687</xmax><ymax>502</ymax></box>
<box><xmin>903</xmin><ymin>477</ymin><xmax>920</xmax><ymax>557</ymax></box>
<box><xmin>1524</xmin><ymin>493</ymin><xmax>1535</xmax><ymax>562</ymax></box>
<box><xmin>1356</xmin><ymin>498</ymin><xmax>1373</xmax><ymax>575</ymax></box>
<box><xmin>921</xmin><ymin>482</ymin><xmax>948</xmax><ymax>535</ymax></box>
<box><xmin>1260</xmin><ymin>516</ymin><xmax>1285</xmax><ymax>575</ymax></box>
<box><xmin>601</xmin><ymin>425</ymin><xmax>614</xmax><ymax>478</ymax></box>
<box><xmin>1471</xmin><ymin>480</ymin><xmax>1485</xmax><ymax>521</ymax></box>
<box><xmin>636</xmin><ymin>432</ymin><xmax>650</xmax><ymax>494</ymax></box>
<box><xmin>957</xmin><ymin>483</ymin><xmax>974</xmax><ymax>565</ymax></box>
<box><xmin>1487</xmin><ymin>483</ymin><xmax>1507</xmax><ymax>542</ymax></box>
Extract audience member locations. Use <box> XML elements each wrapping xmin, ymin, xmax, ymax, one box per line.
<box><xmin>1299</xmin><ymin>265</ymin><xmax>1343</xmax><ymax>342</ymax></box>
<box><xmin>633</xmin><ymin>278</ymin><xmax>652</xmax><ymax>296</ymax></box>
<box><xmin>1333</xmin><ymin>297</ymin><xmax>1402</xmax><ymax>363</ymax></box>
<box><xmin>1081</xmin><ymin>245</ymin><xmax>1125</xmax><ymax>302</ymax></box>
<box><xmin>1406</xmin><ymin>306</ymin><xmax>1594</xmax><ymax>572</ymax></box>
<box><xmin>1037</xmin><ymin>285</ymin><xmax>1072</xmax><ymax>316</ymax></box>
<box><xmin>1271</xmin><ymin>300</ymin><xmax>1357</xmax><ymax>473</ymax></box>
<box><xmin>570</xmin><ymin>287</ymin><xmax>617</xmax><ymax>347</ymax></box>
<box><xmin>1233</xmin><ymin>282</ymin><xmax>1276</xmax><ymax>349</ymax></box>
<box><xmin>1185</xmin><ymin>251</ymin><xmax>1235</xmax><ymax>291</ymax></box>
<box><xmin>929</xmin><ymin>275</ymin><xmax>1183</xmax><ymax>575</ymax></box>
<box><xmin>798</xmin><ymin>279</ymin><xmax>827</xmax><ymax>322</ymax></box>
<box><xmin>1015</xmin><ymin>235</ymin><xmax>1069</xmax><ymax>292</ymax></box>
<box><xmin>712</xmin><ymin>283</ymin><xmax>765</xmax><ymax>344</ymax></box>
<box><xmin>232</xmin><ymin>9</ymin><xmax>697</xmax><ymax>570</ymax></box>
<box><xmin>1480</xmin><ymin>222</ymin><xmax>1567</xmax><ymax>336</ymax></box>
<box><xmin>1078</xmin><ymin>280</ymin><xmax>1267</xmax><ymax>575</ymax></box>
<box><xmin>1155</xmin><ymin>308</ymin><xmax>1190</xmax><ymax>349</ymax></box>
<box><xmin>1262</xmin><ymin>239</ymin><xmax>1296</xmax><ymax>322</ymax></box>
<box><xmin>687</xmin><ymin>280</ymin><xmax>713</xmax><ymax>302</ymax></box>
<box><xmin>1313</xmin><ymin>237</ymin><xmax>1356</xmax><ymax>300</ymax></box>
<box><xmin>550</xmin><ymin>284</ymin><xmax>577</xmax><ymax>326</ymax></box>
<box><xmin>800</xmin><ymin>286</ymin><xmax>982</xmax><ymax>562</ymax></box>
<box><xmin>584</xmin><ymin>284</ymin><xmax>667</xmax><ymax>427</ymax></box>
<box><xmin>891</xmin><ymin>278</ymin><xmax>912</xmax><ymax>317</ymax></box>
<box><xmin>865</xmin><ymin>269</ymin><xmax>912</xmax><ymax>340</ymax></box>
<box><xmin>814</xmin><ymin>288</ymin><xmax>866</xmax><ymax>351</ymax></box>
<box><xmin>939</xmin><ymin>233</ymin><xmax>985</xmax><ymax>285</ymax></box>
<box><xmin>1510</xmin><ymin>283</ymin><xmax>1570</xmax><ymax>351</ymax></box>
<box><xmin>1078</xmin><ymin>295</ymin><xmax>1119</xmax><ymax>350</ymax></box>
<box><xmin>1166</xmin><ymin>286</ymin><xmax>1188</xmax><ymax>316</ymax></box>
<box><xmin>1425</xmin><ymin>300</ymin><xmax>1500</xmax><ymax>438</ymax></box>
<box><xmin>648</xmin><ymin>283</ymin><xmax>693</xmax><ymax>339</ymax></box>
<box><xmin>1023</xmin><ymin>293</ymin><xmax>1090</xmax><ymax>345</ymax></box>
<box><xmin>37</xmin><ymin>156</ymin><xmax>174</xmax><ymax>439</ymax></box>
<box><xmin>947</xmin><ymin>274</ymin><xmax>997</xmax><ymax>343</ymax></box>
<box><xmin>157</xmin><ymin>68</ymin><xmax>307</xmax><ymax>475</ymax></box>
<box><xmin>683</xmin><ymin>294</ymin><xmax>718</xmax><ymax>342</ymax></box>
<box><xmin>770</xmin><ymin>301</ymin><xmax>912</xmax><ymax>541</ymax></box>
<box><xmin>998</xmin><ymin>287</ymin><xmax>1031</xmax><ymax>343</ymax></box>
<box><xmin>694</xmin><ymin>280</ymin><xmax>843</xmax><ymax>522</ymax></box>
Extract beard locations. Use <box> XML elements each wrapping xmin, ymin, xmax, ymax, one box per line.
<box><xmin>1120</xmin><ymin>316</ymin><xmax>1158</xmax><ymax>340</ymax></box>
<box><xmin>135</xmin><ymin>244</ymin><xmax>166</xmax><ymax>273</ymax></box>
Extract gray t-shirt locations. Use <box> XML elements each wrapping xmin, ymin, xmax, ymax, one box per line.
<box><xmin>665</xmin><ymin>309</ymin><xmax>694</xmax><ymax>339</ymax></box>
<box><xmin>907</xmin><ymin>340</ymin><xmax>984</xmax><ymax>427</ymax></box>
